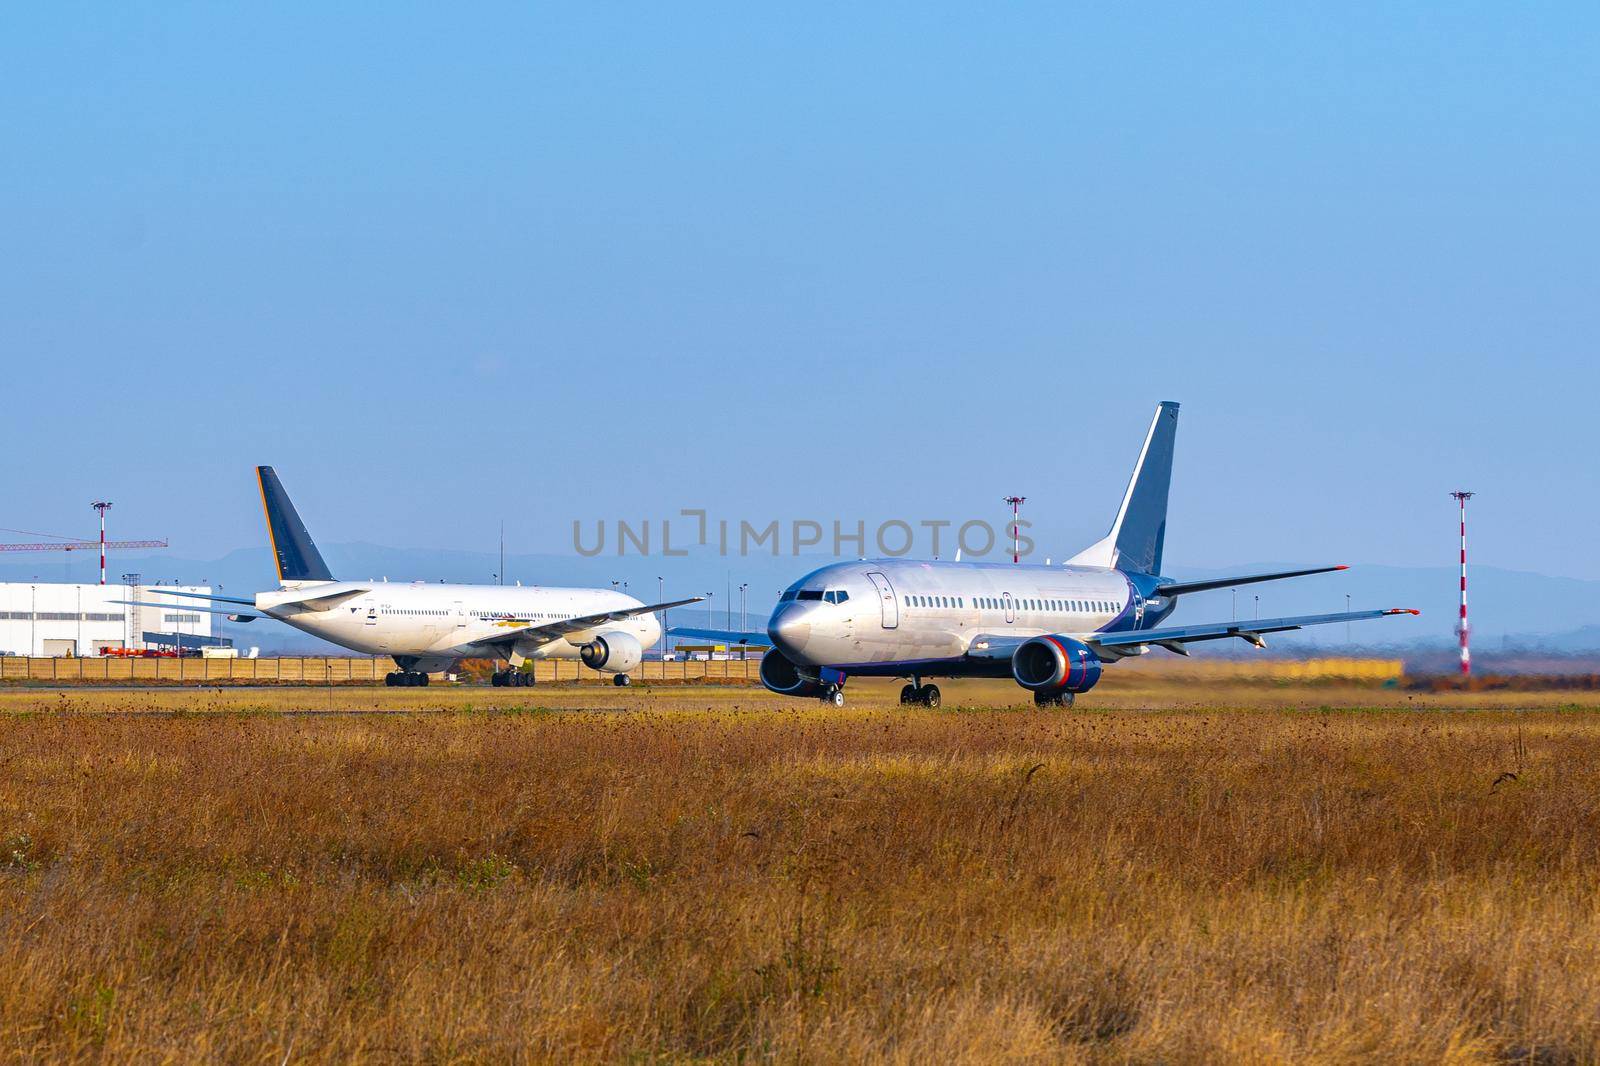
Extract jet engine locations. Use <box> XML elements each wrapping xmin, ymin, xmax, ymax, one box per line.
<box><xmin>759</xmin><ymin>648</ymin><xmax>823</xmax><ymax>698</ymax></box>
<box><xmin>580</xmin><ymin>631</ymin><xmax>643</xmax><ymax>673</ymax></box>
<box><xmin>1012</xmin><ymin>636</ymin><xmax>1103</xmax><ymax>694</ymax></box>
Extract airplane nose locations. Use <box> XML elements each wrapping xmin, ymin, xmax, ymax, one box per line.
<box><xmin>768</xmin><ymin>604</ymin><xmax>814</xmax><ymax>658</ymax></box>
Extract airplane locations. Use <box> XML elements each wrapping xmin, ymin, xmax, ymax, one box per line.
<box><xmin>672</xmin><ymin>402</ymin><xmax>1418</xmax><ymax>708</ymax></box>
<box><xmin>121</xmin><ymin>467</ymin><xmax>699</xmax><ymax>687</ymax></box>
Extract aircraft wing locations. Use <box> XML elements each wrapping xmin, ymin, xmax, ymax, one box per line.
<box><xmin>111</xmin><ymin>599</ymin><xmax>265</xmax><ymax>621</ymax></box>
<box><xmin>668</xmin><ymin>626</ymin><xmax>771</xmax><ymax>646</ymax></box>
<box><xmin>127</xmin><ymin>589</ymin><xmax>258</xmax><ymax>607</ymax></box>
<box><xmin>477</xmin><ymin>597</ymin><xmax>702</xmax><ymax>648</ymax></box>
<box><xmin>1089</xmin><ymin>608</ymin><xmax>1419</xmax><ymax>653</ymax></box>
<box><xmin>143</xmin><ymin>586</ymin><xmax>371</xmax><ymax>613</ymax></box>
<box><xmin>960</xmin><ymin>607</ymin><xmax>1417</xmax><ymax>660</ymax></box>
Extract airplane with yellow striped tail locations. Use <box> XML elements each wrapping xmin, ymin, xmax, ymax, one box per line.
<box><xmin>118</xmin><ymin>468</ymin><xmax>698</xmax><ymax>687</ymax></box>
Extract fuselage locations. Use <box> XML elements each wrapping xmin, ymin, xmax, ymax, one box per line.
<box><xmin>765</xmin><ymin>559</ymin><xmax>1176</xmax><ymax>677</ymax></box>
<box><xmin>259</xmin><ymin>581</ymin><xmax>660</xmax><ymax>666</ymax></box>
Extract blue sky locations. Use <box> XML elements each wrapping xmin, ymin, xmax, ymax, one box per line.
<box><xmin>3</xmin><ymin>3</ymin><xmax>1595</xmax><ymax>578</ymax></box>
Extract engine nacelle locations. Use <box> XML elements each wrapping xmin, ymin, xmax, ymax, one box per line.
<box><xmin>580</xmin><ymin>631</ymin><xmax>642</xmax><ymax>673</ymax></box>
<box><xmin>759</xmin><ymin>648</ymin><xmax>823</xmax><ymax>698</ymax></box>
<box><xmin>1012</xmin><ymin>636</ymin><xmax>1103</xmax><ymax>694</ymax></box>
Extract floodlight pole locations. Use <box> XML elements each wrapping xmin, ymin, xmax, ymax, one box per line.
<box><xmin>1451</xmin><ymin>491</ymin><xmax>1475</xmax><ymax>676</ymax></box>
<box><xmin>91</xmin><ymin>501</ymin><xmax>112</xmax><ymax>585</ymax></box>
<box><xmin>1003</xmin><ymin>496</ymin><xmax>1026</xmax><ymax>563</ymax></box>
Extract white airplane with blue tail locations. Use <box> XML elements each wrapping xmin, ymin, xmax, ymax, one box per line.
<box><xmin>673</xmin><ymin>402</ymin><xmax>1418</xmax><ymax>707</ymax></box>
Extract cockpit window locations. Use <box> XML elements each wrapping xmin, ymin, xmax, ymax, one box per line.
<box><xmin>824</xmin><ymin>590</ymin><xmax>849</xmax><ymax>604</ymax></box>
<box><xmin>796</xmin><ymin>590</ymin><xmax>824</xmax><ymax>601</ymax></box>
<box><xmin>779</xmin><ymin>590</ymin><xmax>797</xmax><ymax>602</ymax></box>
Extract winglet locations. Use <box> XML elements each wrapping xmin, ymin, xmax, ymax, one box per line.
<box><xmin>1385</xmin><ymin>608</ymin><xmax>1422</xmax><ymax>616</ymax></box>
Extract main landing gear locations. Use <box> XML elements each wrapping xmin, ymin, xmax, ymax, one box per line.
<box><xmin>1033</xmin><ymin>690</ymin><xmax>1074</xmax><ymax>708</ymax></box>
<box><xmin>385</xmin><ymin>671</ymin><xmax>430</xmax><ymax>687</ymax></box>
<box><xmin>613</xmin><ymin>674</ymin><xmax>632</xmax><ymax>687</ymax></box>
<box><xmin>492</xmin><ymin>671</ymin><xmax>534</xmax><ymax>688</ymax></box>
<box><xmin>899</xmin><ymin>682</ymin><xmax>940</xmax><ymax>708</ymax></box>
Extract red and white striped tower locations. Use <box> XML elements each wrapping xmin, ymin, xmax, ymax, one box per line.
<box><xmin>91</xmin><ymin>501</ymin><xmax>112</xmax><ymax>585</ymax></box>
<box><xmin>1450</xmin><ymin>491</ymin><xmax>1474</xmax><ymax>676</ymax></box>
<box><xmin>1003</xmin><ymin>496</ymin><xmax>1026</xmax><ymax>563</ymax></box>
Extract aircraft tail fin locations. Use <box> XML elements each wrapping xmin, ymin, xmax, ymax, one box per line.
<box><xmin>256</xmin><ymin>466</ymin><xmax>335</xmax><ymax>584</ymax></box>
<box><xmin>1066</xmin><ymin>401</ymin><xmax>1179</xmax><ymax>576</ymax></box>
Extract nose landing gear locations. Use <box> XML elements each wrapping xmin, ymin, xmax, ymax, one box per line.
<box><xmin>613</xmin><ymin>673</ymin><xmax>632</xmax><ymax>687</ymax></box>
<box><xmin>819</xmin><ymin>684</ymin><xmax>845</xmax><ymax>707</ymax></box>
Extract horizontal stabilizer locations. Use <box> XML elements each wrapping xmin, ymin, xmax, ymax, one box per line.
<box><xmin>270</xmin><ymin>587</ymin><xmax>369</xmax><ymax>612</ymax></box>
<box><xmin>1156</xmin><ymin>565</ymin><xmax>1348</xmax><ymax>598</ymax></box>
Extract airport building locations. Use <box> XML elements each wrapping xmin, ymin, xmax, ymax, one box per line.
<box><xmin>0</xmin><ymin>582</ymin><xmax>220</xmax><ymax>657</ymax></box>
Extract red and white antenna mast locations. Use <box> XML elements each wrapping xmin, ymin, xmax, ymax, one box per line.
<box><xmin>1003</xmin><ymin>496</ymin><xmax>1026</xmax><ymax>564</ymax></box>
<box><xmin>91</xmin><ymin>501</ymin><xmax>112</xmax><ymax>585</ymax></box>
<box><xmin>1450</xmin><ymin>491</ymin><xmax>1474</xmax><ymax>677</ymax></box>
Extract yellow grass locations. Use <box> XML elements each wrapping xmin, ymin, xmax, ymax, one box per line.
<box><xmin>2</xmin><ymin>681</ymin><xmax>1599</xmax><ymax>1062</ymax></box>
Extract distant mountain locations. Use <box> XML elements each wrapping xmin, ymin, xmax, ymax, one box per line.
<box><xmin>3</xmin><ymin>547</ymin><xmax>1595</xmax><ymax>656</ymax></box>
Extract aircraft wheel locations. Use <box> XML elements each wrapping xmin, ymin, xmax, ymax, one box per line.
<box><xmin>416</xmin><ymin>672</ymin><xmax>429</xmax><ymax>687</ymax></box>
<box><xmin>899</xmin><ymin>684</ymin><xmax>917</xmax><ymax>705</ymax></box>
<box><xmin>824</xmin><ymin>687</ymin><xmax>845</xmax><ymax>707</ymax></box>
<box><xmin>384</xmin><ymin>672</ymin><xmax>398</xmax><ymax>687</ymax></box>
<box><xmin>491</xmin><ymin>672</ymin><xmax>505</xmax><ymax>687</ymax></box>
<box><xmin>613</xmin><ymin>673</ymin><xmax>631</xmax><ymax>687</ymax></box>
<box><xmin>920</xmin><ymin>685</ymin><xmax>940</xmax><ymax>708</ymax></box>
<box><xmin>1033</xmin><ymin>690</ymin><xmax>1060</xmax><ymax>708</ymax></box>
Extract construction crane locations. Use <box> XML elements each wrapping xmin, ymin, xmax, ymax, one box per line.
<box><xmin>0</xmin><ymin>506</ymin><xmax>167</xmax><ymax>585</ymax></box>
<box><xmin>0</xmin><ymin>534</ymin><xmax>168</xmax><ymax>550</ymax></box>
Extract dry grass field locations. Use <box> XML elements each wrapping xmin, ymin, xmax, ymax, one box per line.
<box><xmin>3</xmin><ymin>679</ymin><xmax>1600</xmax><ymax>1062</ymax></box>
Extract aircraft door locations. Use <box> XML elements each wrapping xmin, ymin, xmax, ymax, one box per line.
<box><xmin>864</xmin><ymin>571</ymin><xmax>898</xmax><ymax>629</ymax></box>
<box><xmin>1003</xmin><ymin>593</ymin><xmax>1015</xmax><ymax>624</ymax></box>
<box><xmin>454</xmin><ymin>601</ymin><xmax>467</xmax><ymax>630</ymax></box>
<box><xmin>365</xmin><ymin>605</ymin><xmax>378</xmax><ymax>627</ymax></box>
